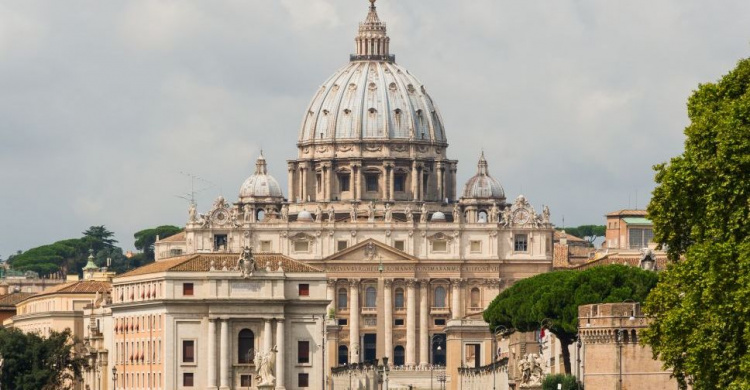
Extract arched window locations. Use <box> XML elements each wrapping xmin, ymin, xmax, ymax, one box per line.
<box><xmin>393</xmin><ymin>345</ymin><xmax>405</xmax><ymax>366</ymax></box>
<box><xmin>478</xmin><ymin>211</ymin><xmax>488</xmax><ymax>223</ymax></box>
<box><xmin>338</xmin><ymin>345</ymin><xmax>349</xmax><ymax>366</ymax></box>
<box><xmin>365</xmin><ymin>286</ymin><xmax>377</xmax><ymax>308</ymax></box>
<box><xmin>337</xmin><ymin>288</ymin><xmax>348</xmax><ymax>309</ymax></box>
<box><xmin>434</xmin><ymin>286</ymin><xmax>446</xmax><ymax>308</ymax></box>
<box><xmin>394</xmin><ymin>288</ymin><xmax>404</xmax><ymax>308</ymax></box>
<box><xmin>256</xmin><ymin>209</ymin><xmax>265</xmax><ymax>222</ymax></box>
<box><xmin>238</xmin><ymin>329</ymin><xmax>255</xmax><ymax>363</ymax></box>
<box><xmin>470</xmin><ymin>287</ymin><xmax>481</xmax><ymax>308</ymax></box>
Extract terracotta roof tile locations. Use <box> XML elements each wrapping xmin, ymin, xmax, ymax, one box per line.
<box><xmin>0</xmin><ymin>292</ymin><xmax>36</xmax><ymax>307</ymax></box>
<box><xmin>606</xmin><ymin>209</ymin><xmax>649</xmax><ymax>217</ymax></box>
<box><xmin>158</xmin><ymin>231</ymin><xmax>186</xmax><ymax>243</ymax></box>
<box><xmin>573</xmin><ymin>253</ymin><xmax>669</xmax><ymax>271</ymax></box>
<box><xmin>25</xmin><ymin>280</ymin><xmax>111</xmax><ymax>301</ymax></box>
<box><xmin>118</xmin><ymin>253</ymin><xmax>321</xmax><ymax>279</ymax></box>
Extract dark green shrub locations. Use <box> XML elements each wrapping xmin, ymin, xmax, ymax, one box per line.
<box><xmin>542</xmin><ymin>374</ymin><xmax>581</xmax><ymax>390</ymax></box>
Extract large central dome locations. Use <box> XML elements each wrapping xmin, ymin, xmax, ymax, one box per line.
<box><xmin>298</xmin><ymin>1</ymin><xmax>447</xmax><ymax>146</ymax></box>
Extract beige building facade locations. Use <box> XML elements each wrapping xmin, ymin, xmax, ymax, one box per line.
<box><xmin>154</xmin><ymin>2</ymin><xmax>554</xmax><ymax>389</ymax></box>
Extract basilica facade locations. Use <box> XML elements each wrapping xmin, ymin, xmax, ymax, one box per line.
<box><xmin>151</xmin><ymin>1</ymin><xmax>554</xmax><ymax>388</ymax></box>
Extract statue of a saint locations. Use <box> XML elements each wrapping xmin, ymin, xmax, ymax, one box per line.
<box><xmin>420</xmin><ymin>203</ymin><xmax>428</xmax><ymax>223</ymax></box>
<box><xmin>188</xmin><ymin>203</ymin><xmax>197</xmax><ymax>223</ymax></box>
<box><xmin>500</xmin><ymin>207</ymin><xmax>511</xmax><ymax>227</ymax></box>
<box><xmin>243</xmin><ymin>205</ymin><xmax>252</xmax><ymax>223</ymax></box>
<box><xmin>255</xmin><ymin>346</ymin><xmax>278</xmax><ymax>386</ymax></box>
<box><xmin>367</xmin><ymin>201</ymin><xmax>376</xmax><ymax>222</ymax></box>
<box><xmin>384</xmin><ymin>203</ymin><xmax>393</xmax><ymax>222</ymax></box>
<box><xmin>280</xmin><ymin>204</ymin><xmax>289</xmax><ymax>222</ymax></box>
<box><xmin>405</xmin><ymin>206</ymin><xmax>413</xmax><ymax>223</ymax></box>
<box><xmin>315</xmin><ymin>204</ymin><xmax>323</xmax><ymax>222</ymax></box>
<box><xmin>350</xmin><ymin>204</ymin><xmax>358</xmax><ymax>222</ymax></box>
<box><xmin>328</xmin><ymin>205</ymin><xmax>336</xmax><ymax>223</ymax></box>
<box><xmin>490</xmin><ymin>202</ymin><xmax>500</xmax><ymax>224</ymax></box>
<box><xmin>452</xmin><ymin>203</ymin><xmax>461</xmax><ymax>223</ymax></box>
<box><xmin>542</xmin><ymin>205</ymin><xmax>550</xmax><ymax>225</ymax></box>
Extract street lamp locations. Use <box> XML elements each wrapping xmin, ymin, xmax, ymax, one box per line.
<box><xmin>430</xmin><ymin>335</ymin><xmax>444</xmax><ymax>390</ymax></box>
<box><xmin>437</xmin><ymin>372</ymin><xmax>447</xmax><ymax>390</ymax></box>
<box><xmin>492</xmin><ymin>325</ymin><xmax>508</xmax><ymax>390</ymax></box>
<box><xmin>111</xmin><ymin>366</ymin><xmax>117</xmax><ymax>390</ymax></box>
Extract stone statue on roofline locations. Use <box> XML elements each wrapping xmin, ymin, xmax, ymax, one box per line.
<box><xmin>328</xmin><ymin>205</ymin><xmax>336</xmax><ymax>223</ymax></box>
<box><xmin>255</xmin><ymin>345</ymin><xmax>278</xmax><ymax>386</ymax></box>
<box><xmin>238</xmin><ymin>246</ymin><xmax>255</xmax><ymax>277</ymax></box>
<box><xmin>405</xmin><ymin>206</ymin><xmax>413</xmax><ymax>223</ymax></box>
<box><xmin>453</xmin><ymin>203</ymin><xmax>461</xmax><ymax>223</ymax></box>
<box><xmin>188</xmin><ymin>203</ymin><xmax>197</xmax><ymax>223</ymax></box>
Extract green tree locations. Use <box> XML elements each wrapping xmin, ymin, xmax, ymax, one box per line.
<box><xmin>82</xmin><ymin>225</ymin><xmax>117</xmax><ymax>252</ymax></box>
<box><xmin>484</xmin><ymin>264</ymin><xmax>658</xmax><ymax>374</ymax></box>
<box><xmin>0</xmin><ymin>328</ymin><xmax>87</xmax><ymax>390</ymax></box>
<box><xmin>542</xmin><ymin>374</ymin><xmax>581</xmax><ymax>390</ymax></box>
<box><xmin>558</xmin><ymin>225</ymin><xmax>605</xmax><ymax>245</ymax></box>
<box><xmin>133</xmin><ymin>225</ymin><xmax>182</xmax><ymax>262</ymax></box>
<box><xmin>642</xmin><ymin>58</ymin><xmax>750</xmax><ymax>389</ymax></box>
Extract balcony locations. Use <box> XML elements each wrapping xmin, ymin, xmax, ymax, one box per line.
<box><xmin>431</xmin><ymin>306</ymin><xmax>450</xmax><ymax>315</ymax></box>
<box><xmin>361</xmin><ymin>307</ymin><xmax>377</xmax><ymax>315</ymax></box>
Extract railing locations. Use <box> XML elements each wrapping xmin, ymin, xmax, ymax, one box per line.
<box><xmin>458</xmin><ymin>358</ymin><xmax>509</xmax><ymax>375</ymax></box>
<box><xmin>350</xmin><ymin>54</ymin><xmax>396</xmax><ymax>62</ymax></box>
<box><xmin>431</xmin><ymin>307</ymin><xmax>450</xmax><ymax>314</ymax></box>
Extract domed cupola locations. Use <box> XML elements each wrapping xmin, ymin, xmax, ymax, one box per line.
<box><xmin>297</xmin><ymin>0</ymin><xmax>447</xmax><ymax>146</ymax></box>
<box><xmin>239</xmin><ymin>152</ymin><xmax>284</xmax><ymax>203</ymax></box>
<box><xmin>462</xmin><ymin>152</ymin><xmax>505</xmax><ymax>200</ymax></box>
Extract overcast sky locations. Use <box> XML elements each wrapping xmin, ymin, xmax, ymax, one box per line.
<box><xmin>1</xmin><ymin>0</ymin><xmax>748</xmax><ymax>258</ymax></box>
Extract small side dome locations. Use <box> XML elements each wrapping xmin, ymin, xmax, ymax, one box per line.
<box><xmin>297</xmin><ymin>210</ymin><xmax>314</xmax><ymax>222</ymax></box>
<box><xmin>462</xmin><ymin>152</ymin><xmax>505</xmax><ymax>200</ymax></box>
<box><xmin>431</xmin><ymin>211</ymin><xmax>446</xmax><ymax>222</ymax></box>
<box><xmin>239</xmin><ymin>152</ymin><xmax>284</xmax><ymax>202</ymax></box>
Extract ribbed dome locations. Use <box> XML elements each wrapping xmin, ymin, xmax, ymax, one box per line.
<box><xmin>239</xmin><ymin>153</ymin><xmax>284</xmax><ymax>201</ymax></box>
<box><xmin>298</xmin><ymin>1</ymin><xmax>446</xmax><ymax>145</ymax></box>
<box><xmin>462</xmin><ymin>152</ymin><xmax>505</xmax><ymax>200</ymax></box>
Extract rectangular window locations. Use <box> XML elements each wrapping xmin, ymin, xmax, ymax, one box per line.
<box><xmin>183</xmin><ymin>283</ymin><xmax>194</xmax><ymax>296</ymax></box>
<box><xmin>298</xmin><ymin>373</ymin><xmax>310</xmax><ymax>387</ymax></box>
<box><xmin>240</xmin><ymin>375</ymin><xmax>252</xmax><ymax>387</ymax></box>
<box><xmin>470</xmin><ymin>240</ymin><xmax>481</xmax><ymax>253</ymax></box>
<box><xmin>260</xmin><ymin>241</ymin><xmax>271</xmax><ymax>252</ymax></box>
<box><xmin>366</xmin><ymin>174</ymin><xmax>378</xmax><ymax>192</ymax></box>
<box><xmin>394</xmin><ymin>318</ymin><xmax>404</xmax><ymax>326</ymax></box>
<box><xmin>432</xmin><ymin>241</ymin><xmax>447</xmax><ymax>252</ymax></box>
<box><xmin>337</xmin><ymin>240</ymin><xmax>348</xmax><ymax>251</ymax></box>
<box><xmin>339</xmin><ymin>174</ymin><xmax>350</xmax><ymax>192</ymax></box>
<box><xmin>294</xmin><ymin>241</ymin><xmax>310</xmax><ymax>252</ymax></box>
<box><xmin>169</xmin><ymin>248</ymin><xmax>183</xmax><ymax>257</ymax></box>
<box><xmin>338</xmin><ymin>318</ymin><xmax>348</xmax><ymax>326</ymax></box>
<box><xmin>394</xmin><ymin>240</ymin><xmax>405</xmax><ymax>251</ymax></box>
<box><xmin>316</xmin><ymin>173</ymin><xmax>322</xmax><ymax>192</ymax></box>
<box><xmin>183</xmin><ymin>373</ymin><xmax>194</xmax><ymax>387</ymax></box>
<box><xmin>298</xmin><ymin>341</ymin><xmax>310</xmax><ymax>364</ymax></box>
<box><xmin>434</xmin><ymin>319</ymin><xmax>446</xmax><ymax>326</ymax></box>
<box><xmin>299</xmin><ymin>284</ymin><xmax>310</xmax><ymax>297</ymax></box>
<box><xmin>514</xmin><ymin>234</ymin><xmax>528</xmax><ymax>252</ymax></box>
<box><xmin>628</xmin><ymin>228</ymin><xmax>654</xmax><ymax>249</ymax></box>
<box><xmin>423</xmin><ymin>173</ymin><xmax>429</xmax><ymax>195</ymax></box>
<box><xmin>182</xmin><ymin>340</ymin><xmax>195</xmax><ymax>363</ymax></box>
<box><xmin>465</xmin><ymin>344</ymin><xmax>481</xmax><ymax>368</ymax></box>
<box><xmin>213</xmin><ymin>234</ymin><xmax>228</xmax><ymax>251</ymax></box>
<box><xmin>394</xmin><ymin>174</ymin><xmax>406</xmax><ymax>192</ymax></box>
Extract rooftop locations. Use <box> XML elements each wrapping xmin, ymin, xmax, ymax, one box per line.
<box><xmin>606</xmin><ymin>209</ymin><xmax>648</xmax><ymax>217</ymax></box>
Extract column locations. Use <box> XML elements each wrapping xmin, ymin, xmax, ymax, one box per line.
<box><xmin>356</xmin><ymin>164</ymin><xmax>363</xmax><ymax>201</ymax></box>
<box><xmin>411</xmin><ymin>160</ymin><xmax>418</xmax><ymax>201</ymax></box>
<box><xmin>417</xmin><ymin>167</ymin><xmax>423</xmax><ymax>201</ymax></box>
<box><xmin>388</xmin><ymin>164</ymin><xmax>395</xmax><ymax>201</ymax></box>
<box><xmin>419</xmin><ymin>280</ymin><xmax>429</xmax><ymax>366</ymax></box>
<box><xmin>300</xmin><ymin>166</ymin><xmax>308</xmax><ymax>202</ymax></box>
<box><xmin>276</xmin><ymin>319</ymin><xmax>286</xmax><ymax>389</ymax></box>
<box><xmin>383</xmin><ymin>279</ymin><xmax>393</xmax><ymax>361</ymax></box>
<box><xmin>326</xmin><ymin>279</ymin><xmax>336</xmax><ymax>316</ymax></box>
<box><xmin>451</xmin><ymin>279</ymin><xmax>463</xmax><ymax>320</ymax></box>
<box><xmin>436</xmin><ymin>163</ymin><xmax>444</xmax><ymax>201</ymax></box>
<box><xmin>264</xmin><ymin>319</ymin><xmax>273</xmax><ymax>353</ymax></box>
<box><xmin>349</xmin><ymin>280</ymin><xmax>360</xmax><ymax>363</ymax></box>
<box><xmin>406</xmin><ymin>280</ymin><xmax>416</xmax><ymax>366</ymax></box>
<box><xmin>208</xmin><ymin>319</ymin><xmax>217</xmax><ymax>390</ymax></box>
<box><xmin>219</xmin><ymin>319</ymin><xmax>229</xmax><ymax>390</ymax></box>
<box><xmin>288</xmin><ymin>165</ymin><xmax>296</xmax><ymax>202</ymax></box>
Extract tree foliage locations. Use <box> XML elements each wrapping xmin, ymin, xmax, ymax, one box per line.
<box><xmin>557</xmin><ymin>225</ymin><xmax>605</xmax><ymax>245</ymax></box>
<box><xmin>642</xmin><ymin>57</ymin><xmax>750</xmax><ymax>390</ymax></box>
<box><xmin>0</xmin><ymin>328</ymin><xmax>87</xmax><ymax>390</ymax></box>
<box><xmin>484</xmin><ymin>265</ymin><xmax>658</xmax><ymax>374</ymax></box>
<box><xmin>133</xmin><ymin>225</ymin><xmax>182</xmax><ymax>262</ymax></box>
<box><xmin>542</xmin><ymin>374</ymin><xmax>581</xmax><ymax>390</ymax></box>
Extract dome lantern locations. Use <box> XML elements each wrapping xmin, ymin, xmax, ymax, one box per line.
<box><xmin>352</xmin><ymin>0</ymin><xmax>394</xmax><ymax>63</ymax></box>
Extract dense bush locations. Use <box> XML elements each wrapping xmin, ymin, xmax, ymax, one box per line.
<box><xmin>542</xmin><ymin>374</ymin><xmax>582</xmax><ymax>390</ymax></box>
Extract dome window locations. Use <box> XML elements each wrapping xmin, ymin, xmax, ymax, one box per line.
<box><xmin>343</xmin><ymin>109</ymin><xmax>351</xmax><ymax>115</ymax></box>
<box><xmin>389</xmin><ymin>82</ymin><xmax>398</xmax><ymax>91</ymax></box>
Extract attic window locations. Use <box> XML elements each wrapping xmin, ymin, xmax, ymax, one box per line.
<box><xmin>344</xmin><ymin>109</ymin><xmax>351</xmax><ymax>115</ymax></box>
<box><xmin>368</xmin><ymin>108</ymin><xmax>377</xmax><ymax>114</ymax></box>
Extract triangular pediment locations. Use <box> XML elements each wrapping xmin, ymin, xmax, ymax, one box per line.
<box><xmin>325</xmin><ymin>239</ymin><xmax>418</xmax><ymax>262</ymax></box>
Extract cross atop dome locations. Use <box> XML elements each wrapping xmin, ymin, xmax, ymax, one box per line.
<box><xmin>352</xmin><ymin>0</ymin><xmax>394</xmax><ymax>62</ymax></box>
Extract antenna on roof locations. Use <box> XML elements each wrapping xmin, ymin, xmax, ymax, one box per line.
<box><xmin>175</xmin><ymin>171</ymin><xmax>214</xmax><ymax>205</ymax></box>
<box><xmin>635</xmin><ymin>190</ymin><xmax>638</xmax><ymax>210</ymax></box>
